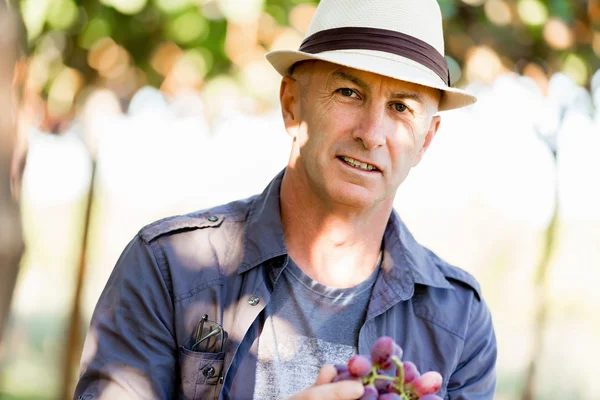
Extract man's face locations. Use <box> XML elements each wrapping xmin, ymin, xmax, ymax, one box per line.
<box><xmin>281</xmin><ymin>61</ymin><xmax>441</xmax><ymax>210</ymax></box>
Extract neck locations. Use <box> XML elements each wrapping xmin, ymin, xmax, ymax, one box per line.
<box><xmin>280</xmin><ymin>167</ymin><xmax>391</xmax><ymax>288</ymax></box>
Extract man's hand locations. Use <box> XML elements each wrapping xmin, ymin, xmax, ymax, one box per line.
<box><xmin>286</xmin><ymin>365</ymin><xmax>365</xmax><ymax>400</ymax></box>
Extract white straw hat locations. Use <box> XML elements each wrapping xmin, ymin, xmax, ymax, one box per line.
<box><xmin>266</xmin><ymin>0</ymin><xmax>476</xmax><ymax>111</ymax></box>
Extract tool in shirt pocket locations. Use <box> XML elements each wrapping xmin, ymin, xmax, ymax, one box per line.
<box><xmin>179</xmin><ymin>315</ymin><xmax>227</xmax><ymax>400</ymax></box>
<box><xmin>191</xmin><ymin>314</ymin><xmax>226</xmax><ymax>353</ymax></box>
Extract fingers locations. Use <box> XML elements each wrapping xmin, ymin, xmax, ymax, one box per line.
<box><xmin>313</xmin><ymin>364</ymin><xmax>338</xmax><ymax>386</ymax></box>
<box><xmin>285</xmin><ymin>365</ymin><xmax>365</xmax><ymax>400</ymax></box>
<box><xmin>302</xmin><ymin>381</ymin><xmax>364</xmax><ymax>399</ymax></box>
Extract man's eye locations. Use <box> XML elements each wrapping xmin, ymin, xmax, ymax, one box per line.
<box><xmin>339</xmin><ymin>88</ymin><xmax>357</xmax><ymax>97</ymax></box>
<box><xmin>393</xmin><ymin>103</ymin><xmax>408</xmax><ymax>112</ymax></box>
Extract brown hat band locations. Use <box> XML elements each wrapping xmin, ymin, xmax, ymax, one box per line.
<box><xmin>299</xmin><ymin>27</ymin><xmax>451</xmax><ymax>86</ymax></box>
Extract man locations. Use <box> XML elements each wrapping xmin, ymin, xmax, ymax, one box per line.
<box><xmin>74</xmin><ymin>0</ymin><xmax>496</xmax><ymax>399</ymax></box>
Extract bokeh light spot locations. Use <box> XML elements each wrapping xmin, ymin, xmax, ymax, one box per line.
<box><xmin>543</xmin><ymin>18</ymin><xmax>574</xmax><ymax>50</ymax></box>
<box><xmin>562</xmin><ymin>53</ymin><xmax>588</xmax><ymax>86</ymax></box>
<box><xmin>87</xmin><ymin>37</ymin><xmax>131</xmax><ymax>80</ymax></box>
<box><xmin>201</xmin><ymin>0</ymin><xmax>225</xmax><ymax>20</ymax></box>
<box><xmin>46</xmin><ymin>0</ymin><xmax>79</xmax><ymax>30</ymax></box>
<box><xmin>79</xmin><ymin>18</ymin><xmax>112</xmax><ymax>50</ymax></box>
<box><xmin>166</xmin><ymin>11</ymin><xmax>208</xmax><ymax>45</ymax></box>
<box><xmin>485</xmin><ymin>0</ymin><xmax>512</xmax><ymax>26</ymax></box>
<box><xmin>269</xmin><ymin>27</ymin><xmax>303</xmax><ymax>52</ymax></box>
<box><xmin>154</xmin><ymin>0</ymin><xmax>194</xmax><ymax>14</ymax></box>
<box><xmin>518</xmin><ymin>0</ymin><xmax>548</xmax><ymax>27</ymax></box>
<box><xmin>194</xmin><ymin>47</ymin><xmax>214</xmax><ymax>75</ymax></box>
<box><xmin>217</xmin><ymin>0</ymin><xmax>264</xmax><ymax>24</ymax></box>
<box><xmin>289</xmin><ymin>4</ymin><xmax>317</xmax><ymax>35</ymax></box>
<box><xmin>163</xmin><ymin>49</ymin><xmax>209</xmax><ymax>92</ymax></box>
<box><xmin>151</xmin><ymin>42</ymin><xmax>184</xmax><ymax>76</ymax></box>
<box><xmin>465</xmin><ymin>45</ymin><xmax>505</xmax><ymax>84</ymax></box>
<box><xmin>22</xmin><ymin>0</ymin><xmax>52</xmax><ymax>41</ymax></box>
<box><xmin>28</xmin><ymin>56</ymin><xmax>50</xmax><ymax>92</ymax></box>
<box><xmin>264</xmin><ymin>4</ymin><xmax>287</xmax><ymax>25</ymax></box>
<box><xmin>446</xmin><ymin>56</ymin><xmax>462</xmax><ymax>85</ymax></box>
<box><xmin>257</xmin><ymin>12</ymin><xmax>279</xmax><ymax>47</ymax></box>
<box><xmin>100</xmin><ymin>0</ymin><xmax>148</xmax><ymax>15</ymax></box>
<box><xmin>461</xmin><ymin>0</ymin><xmax>485</xmax><ymax>6</ymax></box>
<box><xmin>48</xmin><ymin>67</ymin><xmax>82</xmax><ymax>117</ymax></box>
<box><xmin>522</xmin><ymin>63</ymin><xmax>548</xmax><ymax>95</ymax></box>
<box><xmin>37</xmin><ymin>32</ymin><xmax>66</xmax><ymax>62</ymax></box>
<box><xmin>592</xmin><ymin>31</ymin><xmax>600</xmax><ymax>57</ymax></box>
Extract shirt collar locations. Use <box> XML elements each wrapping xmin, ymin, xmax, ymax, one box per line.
<box><xmin>238</xmin><ymin>169</ymin><xmax>288</xmax><ymax>274</ymax></box>
<box><xmin>238</xmin><ymin>169</ymin><xmax>454</xmax><ymax>292</ymax></box>
<box><xmin>381</xmin><ymin>210</ymin><xmax>454</xmax><ymax>293</ymax></box>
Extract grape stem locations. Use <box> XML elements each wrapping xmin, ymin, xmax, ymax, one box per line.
<box><xmin>365</xmin><ymin>356</ymin><xmax>410</xmax><ymax>400</ymax></box>
<box><xmin>368</xmin><ymin>373</ymin><xmax>395</xmax><ymax>382</ymax></box>
<box><xmin>391</xmin><ymin>356</ymin><xmax>409</xmax><ymax>399</ymax></box>
<box><xmin>393</xmin><ymin>356</ymin><xmax>404</xmax><ymax>391</ymax></box>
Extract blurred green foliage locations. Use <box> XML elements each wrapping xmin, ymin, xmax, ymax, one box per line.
<box><xmin>14</xmin><ymin>0</ymin><xmax>600</xmax><ymax>102</ymax></box>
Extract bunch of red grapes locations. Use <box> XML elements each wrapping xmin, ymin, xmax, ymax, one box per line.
<box><xmin>333</xmin><ymin>336</ymin><xmax>443</xmax><ymax>400</ymax></box>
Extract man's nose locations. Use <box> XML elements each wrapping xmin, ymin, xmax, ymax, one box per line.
<box><xmin>352</xmin><ymin>106</ymin><xmax>387</xmax><ymax>150</ymax></box>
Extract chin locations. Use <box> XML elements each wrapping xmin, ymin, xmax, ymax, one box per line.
<box><xmin>327</xmin><ymin>184</ymin><xmax>379</xmax><ymax>209</ymax></box>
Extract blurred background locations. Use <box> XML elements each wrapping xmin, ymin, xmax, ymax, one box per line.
<box><xmin>0</xmin><ymin>0</ymin><xmax>599</xmax><ymax>399</ymax></box>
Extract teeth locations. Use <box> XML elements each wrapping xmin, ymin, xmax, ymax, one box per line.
<box><xmin>341</xmin><ymin>156</ymin><xmax>376</xmax><ymax>171</ymax></box>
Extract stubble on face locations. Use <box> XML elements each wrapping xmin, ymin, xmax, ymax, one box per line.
<box><xmin>284</xmin><ymin>61</ymin><xmax>441</xmax><ymax>211</ymax></box>
<box><xmin>287</xmin><ymin>63</ymin><xmax>352</xmax><ymax>205</ymax></box>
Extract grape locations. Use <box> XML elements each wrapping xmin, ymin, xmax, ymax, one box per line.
<box><xmin>389</xmin><ymin>385</ymin><xmax>402</xmax><ymax>395</ymax></box>
<box><xmin>393</xmin><ymin>343</ymin><xmax>403</xmax><ymax>360</ymax></box>
<box><xmin>334</xmin><ymin>364</ymin><xmax>348</xmax><ymax>375</ymax></box>
<box><xmin>333</xmin><ymin>371</ymin><xmax>360</xmax><ymax>382</ymax></box>
<box><xmin>419</xmin><ymin>395</ymin><xmax>443</xmax><ymax>400</ymax></box>
<box><xmin>348</xmin><ymin>355</ymin><xmax>373</xmax><ymax>377</ymax></box>
<box><xmin>374</xmin><ymin>378</ymin><xmax>392</xmax><ymax>394</ymax></box>
<box><xmin>379</xmin><ymin>358</ymin><xmax>395</xmax><ymax>371</ymax></box>
<box><xmin>360</xmin><ymin>384</ymin><xmax>378</xmax><ymax>400</ymax></box>
<box><xmin>378</xmin><ymin>344</ymin><xmax>403</xmax><ymax>372</ymax></box>
<box><xmin>370</xmin><ymin>336</ymin><xmax>395</xmax><ymax>367</ymax></box>
<box><xmin>378</xmin><ymin>394</ymin><xmax>402</xmax><ymax>400</ymax></box>
<box><xmin>413</xmin><ymin>371</ymin><xmax>443</xmax><ymax>396</ymax></box>
<box><xmin>400</xmin><ymin>361</ymin><xmax>420</xmax><ymax>384</ymax></box>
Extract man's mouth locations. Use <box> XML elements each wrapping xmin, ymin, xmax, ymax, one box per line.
<box><xmin>338</xmin><ymin>156</ymin><xmax>379</xmax><ymax>171</ymax></box>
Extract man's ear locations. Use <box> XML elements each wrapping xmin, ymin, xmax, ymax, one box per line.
<box><xmin>280</xmin><ymin>75</ymin><xmax>300</xmax><ymax>137</ymax></box>
<box><xmin>412</xmin><ymin>115</ymin><xmax>441</xmax><ymax>167</ymax></box>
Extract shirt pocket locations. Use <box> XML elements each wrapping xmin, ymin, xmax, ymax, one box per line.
<box><xmin>178</xmin><ymin>346</ymin><xmax>224</xmax><ymax>400</ymax></box>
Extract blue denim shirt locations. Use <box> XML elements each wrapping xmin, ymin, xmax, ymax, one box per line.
<box><xmin>74</xmin><ymin>170</ymin><xmax>496</xmax><ymax>400</ymax></box>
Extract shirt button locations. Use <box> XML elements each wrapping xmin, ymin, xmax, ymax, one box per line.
<box><xmin>248</xmin><ymin>295</ymin><xmax>260</xmax><ymax>306</ymax></box>
<box><xmin>203</xmin><ymin>365</ymin><xmax>216</xmax><ymax>378</ymax></box>
<box><xmin>207</xmin><ymin>215</ymin><xmax>219</xmax><ymax>222</ymax></box>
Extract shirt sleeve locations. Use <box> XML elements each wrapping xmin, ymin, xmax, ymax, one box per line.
<box><xmin>73</xmin><ymin>235</ymin><xmax>177</xmax><ymax>400</ymax></box>
<box><xmin>446</xmin><ymin>295</ymin><xmax>497</xmax><ymax>400</ymax></box>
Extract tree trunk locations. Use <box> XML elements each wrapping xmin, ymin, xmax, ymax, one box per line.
<box><xmin>0</xmin><ymin>2</ymin><xmax>25</xmax><ymax>347</ymax></box>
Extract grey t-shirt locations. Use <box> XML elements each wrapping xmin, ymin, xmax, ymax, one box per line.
<box><xmin>230</xmin><ymin>257</ymin><xmax>380</xmax><ymax>399</ymax></box>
